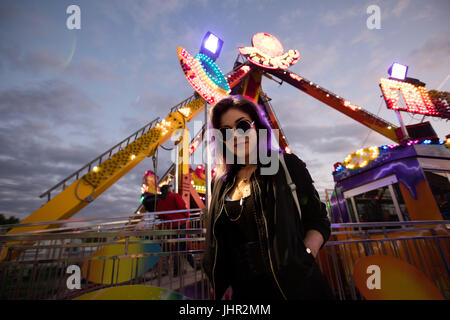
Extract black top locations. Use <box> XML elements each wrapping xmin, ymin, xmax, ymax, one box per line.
<box><xmin>216</xmin><ymin>192</ymin><xmax>283</xmax><ymax>300</ymax></box>
<box><xmin>219</xmin><ymin>194</ymin><xmax>259</xmax><ymax>242</ymax></box>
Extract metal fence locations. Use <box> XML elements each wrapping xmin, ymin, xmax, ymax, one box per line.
<box><xmin>1</xmin><ymin>213</ymin><xmax>449</xmax><ymax>300</ymax></box>
<box><xmin>319</xmin><ymin>221</ymin><xmax>450</xmax><ymax>300</ymax></box>
<box><xmin>0</xmin><ymin>209</ymin><xmax>210</xmax><ymax>300</ymax></box>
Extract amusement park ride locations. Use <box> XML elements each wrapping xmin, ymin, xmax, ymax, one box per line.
<box><xmin>3</xmin><ymin>32</ymin><xmax>449</xmax><ymax>256</ymax></box>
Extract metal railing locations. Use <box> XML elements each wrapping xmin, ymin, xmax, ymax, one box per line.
<box><xmin>1</xmin><ymin>217</ymin><xmax>448</xmax><ymax>300</ymax></box>
<box><xmin>39</xmin><ymin>117</ymin><xmax>161</xmax><ymax>202</ymax></box>
<box><xmin>0</xmin><ymin>209</ymin><xmax>209</xmax><ymax>300</ymax></box>
<box><xmin>321</xmin><ymin>221</ymin><xmax>450</xmax><ymax>300</ymax></box>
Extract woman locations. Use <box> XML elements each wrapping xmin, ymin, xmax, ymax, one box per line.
<box><xmin>202</xmin><ymin>95</ymin><xmax>334</xmax><ymax>300</ymax></box>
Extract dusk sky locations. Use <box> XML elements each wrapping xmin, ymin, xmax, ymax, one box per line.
<box><xmin>0</xmin><ymin>0</ymin><xmax>449</xmax><ymax>222</ymax></box>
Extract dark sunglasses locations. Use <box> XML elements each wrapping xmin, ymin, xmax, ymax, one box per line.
<box><xmin>219</xmin><ymin>119</ymin><xmax>255</xmax><ymax>141</ymax></box>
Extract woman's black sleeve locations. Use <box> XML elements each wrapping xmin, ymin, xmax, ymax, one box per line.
<box><xmin>286</xmin><ymin>153</ymin><xmax>331</xmax><ymax>249</ymax></box>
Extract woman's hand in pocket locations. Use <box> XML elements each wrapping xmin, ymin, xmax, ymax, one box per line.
<box><xmin>303</xmin><ymin>230</ymin><xmax>324</xmax><ymax>258</ymax></box>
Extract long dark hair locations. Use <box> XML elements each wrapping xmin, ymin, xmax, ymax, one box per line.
<box><xmin>210</xmin><ymin>95</ymin><xmax>277</xmax><ymax>181</ymax></box>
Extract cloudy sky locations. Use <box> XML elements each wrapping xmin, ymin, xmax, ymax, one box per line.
<box><xmin>0</xmin><ymin>0</ymin><xmax>449</xmax><ymax>222</ymax></box>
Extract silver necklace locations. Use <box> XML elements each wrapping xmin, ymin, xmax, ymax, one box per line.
<box><xmin>224</xmin><ymin>197</ymin><xmax>245</xmax><ymax>222</ymax></box>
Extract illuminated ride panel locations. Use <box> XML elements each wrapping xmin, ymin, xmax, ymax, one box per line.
<box><xmin>379</xmin><ymin>78</ymin><xmax>442</xmax><ymax>117</ymax></box>
<box><xmin>177</xmin><ymin>46</ymin><xmax>230</xmax><ymax>105</ymax></box>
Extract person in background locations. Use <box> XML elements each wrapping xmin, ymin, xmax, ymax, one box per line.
<box><xmin>140</xmin><ymin>170</ymin><xmax>159</xmax><ymax>213</ymax></box>
<box><xmin>156</xmin><ymin>185</ymin><xmax>189</xmax><ymax>227</ymax></box>
<box><xmin>128</xmin><ymin>170</ymin><xmax>158</xmax><ymax>228</ymax></box>
<box><xmin>156</xmin><ymin>184</ymin><xmax>194</xmax><ymax>276</ymax></box>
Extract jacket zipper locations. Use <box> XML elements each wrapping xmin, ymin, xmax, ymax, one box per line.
<box><xmin>211</xmin><ymin>176</ymin><xmax>235</xmax><ymax>298</ymax></box>
<box><xmin>254</xmin><ymin>176</ymin><xmax>288</xmax><ymax>300</ymax></box>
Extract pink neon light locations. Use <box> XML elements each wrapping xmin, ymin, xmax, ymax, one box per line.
<box><xmin>289</xmin><ymin>73</ymin><xmax>302</xmax><ymax>82</ymax></box>
<box><xmin>343</xmin><ymin>100</ymin><xmax>360</xmax><ymax>111</ymax></box>
<box><xmin>177</xmin><ymin>47</ymin><xmax>229</xmax><ymax>104</ymax></box>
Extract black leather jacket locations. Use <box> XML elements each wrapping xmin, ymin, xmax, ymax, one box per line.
<box><xmin>202</xmin><ymin>152</ymin><xmax>332</xmax><ymax>300</ymax></box>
